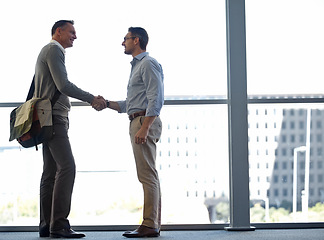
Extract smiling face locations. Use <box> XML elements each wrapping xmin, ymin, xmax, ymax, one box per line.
<box><xmin>122</xmin><ymin>32</ymin><xmax>136</xmax><ymax>55</ymax></box>
<box><xmin>54</xmin><ymin>22</ymin><xmax>77</xmax><ymax>49</ymax></box>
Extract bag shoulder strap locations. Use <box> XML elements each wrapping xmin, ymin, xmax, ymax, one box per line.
<box><xmin>51</xmin><ymin>88</ymin><xmax>61</xmax><ymax>107</ymax></box>
<box><xmin>26</xmin><ymin>75</ymin><xmax>35</xmax><ymax>101</ymax></box>
<box><xmin>26</xmin><ymin>75</ymin><xmax>61</xmax><ymax>107</ymax></box>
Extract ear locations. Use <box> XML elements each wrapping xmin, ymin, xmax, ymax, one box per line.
<box><xmin>55</xmin><ymin>27</ymin><xmax>62</xmax><ymax>36</ymax></box>
<box><xmin>134</xmin><ymin>37</ymin><xmax>140</xmax><ymax>45</ymax></box>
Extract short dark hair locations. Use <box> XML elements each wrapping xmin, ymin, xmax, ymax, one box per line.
<box><xmin>51</xmin><ymin>20</ymin><xmax>74</xmax><ymax>36</ymax></box>
<box><xmin>128</xmin><ymin>27</ymin><xmax>149</xmax><ymax>50</ymax></box>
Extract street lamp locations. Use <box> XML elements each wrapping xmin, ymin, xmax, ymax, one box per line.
<box><xmin>303</xmin><ymin>108</ymin><xmax>311</xmax><ymax>220</ymax></box>
<box><xmin>293</xmin><ymin>146</ymin><xmax>306</xmax><ymax>220</ymax></box>
<box><xmin>292</xmin><ymin>108</ymin><xmax>311</xmax><ymax>221</ymax></box>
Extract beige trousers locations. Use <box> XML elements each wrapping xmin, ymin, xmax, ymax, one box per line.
<box><xmin>129</xmin><ymin>116</ymin><xmax>162</xmax><ymax>229</ymax></box>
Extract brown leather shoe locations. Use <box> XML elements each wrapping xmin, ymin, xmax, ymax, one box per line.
<box><xmin>122</xmin><ymin>225</ymin><xmax>160</xmax><ymax>238</ymax></box>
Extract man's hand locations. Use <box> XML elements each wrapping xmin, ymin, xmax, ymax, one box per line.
<box><xmin>135</xmin><ymin>127</ymin><xmax>149</xmax><ymax>144</ymax></box>
<box><xmin>91</xmin><ymin>95</ymin><xmax>107</xmax><ymax>111</ymax></box>
<box><xmin>134</xmin><ymin>116</ymin><xmax>157</xmax><ymax>144</ymax></box>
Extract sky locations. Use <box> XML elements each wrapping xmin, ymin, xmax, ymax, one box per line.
<box><xmin>1</xmin><ymin>0</ymin><xmax>323</xmax><ymax>102</ymax></box>
<box><xmin>0</xmin><ymin>0</ymin><xmax>226</xmax><ymax>102</ymax></box>
<box><xmin>245</xmin><ymin>0</ymin><xmax>324</xmax><ymax>95</ymax></box>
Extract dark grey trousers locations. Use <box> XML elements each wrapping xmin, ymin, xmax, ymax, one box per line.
<box><xmin>39</xmin><ymin>115</ymin><xmax>76</xmax><ymax>232</ymax></box>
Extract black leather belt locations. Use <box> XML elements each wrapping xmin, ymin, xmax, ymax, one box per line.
<box><xmin>129</xmin><ymin>110</ymin><xmax>146</xmax><ymax>121</ymax></box>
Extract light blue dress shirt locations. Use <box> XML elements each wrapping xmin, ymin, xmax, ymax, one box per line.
<box><xmin>117</xmin><ymin>52</ymin><xmax>164</xmax><ymax>117</ymax></box>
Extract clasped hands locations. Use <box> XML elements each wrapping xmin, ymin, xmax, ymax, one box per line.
<box><xmin>91</xmin><ymin>95</ymin><xmax>107</xmax><ymax>111</ymax></box>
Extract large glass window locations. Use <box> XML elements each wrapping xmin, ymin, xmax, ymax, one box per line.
<box><xmin>0</xmin><ymin>0</ymin><xmax>228</xmax><ymax>227</ymax></box>
<box><xmin>3</xmin><ymin>0</ymin><xmax>324</xmax><ymax>229</ymax></box>
<box><xmin>246</xmin><ymin>0</ymin><xmax>324</xmax><ymax>223</ymax></box>
<box><xmin>0</xmin><ymin>105</ymin><xmax>229</xmax><ymax>226</ymax></box>
<box><xmin>248</xmin><ymin>104</ymin><xmax>324</xmax><ymax>223</ymax></box>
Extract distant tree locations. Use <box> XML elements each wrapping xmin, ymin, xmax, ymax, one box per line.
<box><xmin>309</xmin><ymin>202</ymin><xmax>324</xmax><ymax>213</ymax></box>
<box><xmin>250</xmin><ymin>203</ymin><xmax>265</xmax><ymax>222</ymax></box>
<box><xmin>0</xmin><ymin>202</ymin><xmax>14</xmax><ymax>224</ymax></box>
<box><xmin>269</xmin><ymin>207</ymin><xmax>290</xmax><ymax>222</ymax></box>
<box><xmin>18</xmin><ymin>197</ymin><xmax>38</xmax><ymax>218</ymax></box>
<box><xmin>215</xmin><ymin>201</ymin><xmax>229</xmax><ymax>222</ymax></box>
<box><xmin>308</xmin><ymin>203</ymin><xmax>324</xmax><ymax>221</ymax></box>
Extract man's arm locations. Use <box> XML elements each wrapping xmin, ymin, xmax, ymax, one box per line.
<box><xmin>106</xmin><ymin>100</ymin><xmax>122</xmax><ymax>112</ymax></box>
<box><xmin>48</xmin><ymin>45</ymin><xmax>106</xmax><ymax>110</ymax></box>
<box><xmin>142</xmin><ymin>59</ymin><xmax>164</xmax><ymax>117</ymax></box>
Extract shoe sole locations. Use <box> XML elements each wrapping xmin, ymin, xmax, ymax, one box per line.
<box><xmin>39</xmin><ymin>234</ymin><xmax>50</xmax><ymax>238</ymax></box>
<box><xmin>122</xmin><ymin>233</ymin><xmax>160</xmax><ymax>238</ymax></box>
<box><xmin>50</xmin><ymin>233</ymin><xmax>85</xmax><ymax>238</ymax></box>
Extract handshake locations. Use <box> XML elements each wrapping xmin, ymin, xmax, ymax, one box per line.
<box><xmin>91</xmin><ymin>95</ymin><xmax>108</xmax><ymax>111</ymax></box>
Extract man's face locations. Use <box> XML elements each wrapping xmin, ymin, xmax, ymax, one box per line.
<box><xmin>57</xmin><ymin>23</ymin><xmax>77</xmax><ymax>49</ymax></box>
<box><xmin>122</xmin><ymin>32</ymin><xmax>136</xmax><ymax>55</ymax></box>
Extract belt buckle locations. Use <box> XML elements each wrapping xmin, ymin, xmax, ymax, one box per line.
<box><xmin>129</xmin><ymin>111</ymin><xmax>145</xmax><ymax>121</ymax></box>
<box><xmin>129</xmin><ymin>113</ymin><xmax>136</xmax><ymax>121</ymax></box>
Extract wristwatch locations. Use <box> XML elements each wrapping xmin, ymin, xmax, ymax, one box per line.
<box><xmin>106</xmin><ymin>100</ymin><xmax>110</xmax><ymax>108</ymax></box>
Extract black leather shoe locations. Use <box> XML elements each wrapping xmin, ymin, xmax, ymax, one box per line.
<box><xmin>39</xmin><ymin>225</ymin><xmax>49</xmax><ymax>237</ymax></box>
<box><xmin>50</xmin><ymin>228</ymin><xmax>85</xmax><ymax>238</ymax></box>
<box><xmin>39</xmin><ymin>232</ymin><xmax>50</xmax><ymax>237</ymax></box>
<box><xmin>123</xmin><ymin>225</ymin><xmax>160</xmax><ymax>238</ymax></box>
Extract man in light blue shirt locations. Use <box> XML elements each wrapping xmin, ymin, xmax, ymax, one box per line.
<box><xmin>106</xmin><ymin>27</ymin><xmax>164</xmax><ymax>238</ymax></box>
<box><xmin>117</xmin><ymin>51</ymin><xmax>164</xmax><ymax>117</ymax></box>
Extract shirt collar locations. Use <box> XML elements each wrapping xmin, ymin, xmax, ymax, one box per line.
<box><xmin>134</xmin><ymin>52</ymin><xmax>148</xmax><ymax>61</ymax></box>
<box><xmin>50</xmin><ymin>40</ymin><xmax>66</xmax><ymax>54</ymax></box>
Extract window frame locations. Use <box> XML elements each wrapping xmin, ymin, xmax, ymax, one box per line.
<box><xmin>1</xmin><ymin>0</ymin><xmax>324</xmax><ymax>232</ymax></box>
